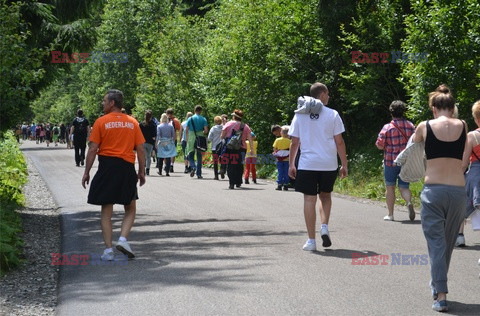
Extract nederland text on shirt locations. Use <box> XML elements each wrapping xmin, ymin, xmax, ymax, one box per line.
<box><xmin>104</xmin><ymin>122</ymin><xmax>135</xmax><ymax>129</ymax></box>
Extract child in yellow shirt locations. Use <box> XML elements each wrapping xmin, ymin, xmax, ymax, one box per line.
<box><xmin>273</xmin><ymin>128</ymin><xmax>291</xmax><ymax>190</ymax></box>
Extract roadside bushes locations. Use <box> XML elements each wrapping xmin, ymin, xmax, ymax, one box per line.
<box><xmin>0</xmin><ymin>131</ymin><xmax>27</xmax><ymax>275</ymax></box>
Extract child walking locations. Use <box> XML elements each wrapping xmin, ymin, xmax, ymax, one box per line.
<box><xmin>273</xmin><ymin>127</ymin><xmax>291</xmax><ymax>190</ymax></box>
<box><xmin>244</xmin><ymin>132</ymin><xmax>258</xmax><ymax>184</ymax></box>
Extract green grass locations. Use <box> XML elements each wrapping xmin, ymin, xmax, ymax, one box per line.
<box><xmin>334</xmin><ymin>151</ymin><xmax>423</xmax><ymax>207</ymax></box>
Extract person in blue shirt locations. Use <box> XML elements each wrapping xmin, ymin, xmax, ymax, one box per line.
<box><xmin>185</xmin><ymin>105</ymin><xmax>209</xmax><ymax>179</ymax></box>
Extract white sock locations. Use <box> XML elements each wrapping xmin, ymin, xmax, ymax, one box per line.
<box><xmin>321</xmin><ymin>224</ymin><xmax>328</xmax><ymax>231</ymax></box>
<box><xmin>104</xmin><ymin>248</ymin><xmax>113</xmax><ymax>254</ymax></box>
<box><xmin>307</xmin><ymin>238</ymin><xmax>316</xmax><ymax>244</ymax></box>
<box><xmin>119</xmin><ymin>236</ymin><xmax>127</xmax><ymax>242</ymax></box>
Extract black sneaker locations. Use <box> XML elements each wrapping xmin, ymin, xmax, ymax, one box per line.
<box><xmin>170</xmin><ymin>166</ymin><xmax>174</xmax><ymax>173</ymax></box>
<box><xmin>283</xmin><ymin>185</ymin><xmax>288</xmax><ymax>191</ymax></box>
<box><xmin>244</xmin><ymin>179</ymin><xmax>249</xmax><ymax>184</ymax></box>
<box><xmin>146</xmin><ymin>168</ymin><xmax>150</xmax><ymax>176</ymax></box>
<box><xmin>81</xmin><ymin>159</ymin><xmax>85</xmax><ymax>166</ymax></box>
<box><xmin>275</xmin><ymin>185</ymin><xmax>282</xmax><ymax>190</ymax></box>
<box><xmin>190</xmin><ymin>168</ymin><xmax>195</xmax><ymax>177</ymax></box>
<box><xmin>184</xmin><ymin>167</ymin><xmax>189</xmax><ymax>174</ymax></box>
<box><xmin>253</xmin><ymin>179</ymin><xmax>257</xmax><ymax>184</ymax></box>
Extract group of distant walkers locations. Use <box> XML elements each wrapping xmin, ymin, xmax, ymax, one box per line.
<box><xmin>16</xmin><ymin>122</ymin><xmax>68</xmax><ymax>147</ymax></box>
<box><xmin>16</xmin><ymin>81</ymin><xmax>480</xmax><ymax>313</ymax></box>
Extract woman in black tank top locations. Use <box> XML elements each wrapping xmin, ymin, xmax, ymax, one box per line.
<box><xmin>411</xmin><ymin>85</ymin><xmax>467</xmax><ymax>312</ymax></box>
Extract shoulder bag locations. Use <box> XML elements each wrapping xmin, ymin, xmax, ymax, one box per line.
<box><xmin>190</xmin><ymin>117</ymin><xmax>207</xmax><ymax>152</ymax></box>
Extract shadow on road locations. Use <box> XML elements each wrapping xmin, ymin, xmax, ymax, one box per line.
<box><xmin>21</xmin><ymin>146</ymin><xmax>70</xmax><ymax>152</ymax></box>
<box><xmin>57</xmin><ymin>209</ymin><xmax>303</xmax><ymax>304</ymax></box>
<box><xmin>312</xmin><ymin>248</ymin><xmax>380</xmax><ymax>259</ymax></box>
<box><xmin>446</xmin><ymin>301</ymin><xmax>480</xmax><ymax>315</ymax></box>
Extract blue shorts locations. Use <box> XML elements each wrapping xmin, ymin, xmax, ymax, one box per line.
<box><xmin>384</xmin><ymin>165</ymin><xmax>409</xmax><ymax>188</ymax></box>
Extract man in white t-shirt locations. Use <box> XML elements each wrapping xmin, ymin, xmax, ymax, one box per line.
<box><xmin>288</xmin><ymin>82</ymin><xmax>348</xmax><ymax>251</ymax></box>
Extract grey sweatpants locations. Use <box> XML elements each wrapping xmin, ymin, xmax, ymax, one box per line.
<box><xmin>420</xmin><ymin>184</ymin><xmax>466</xmax><ymax>293</ymax></box>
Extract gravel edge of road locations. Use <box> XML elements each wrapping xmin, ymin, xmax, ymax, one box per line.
<box><xmin>0</xmin><ymin>156</ymin><xmax>60</xmax><ymax>316</ymax></box>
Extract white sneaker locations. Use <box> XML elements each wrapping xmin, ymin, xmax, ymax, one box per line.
<box><xmin>101</xmin><ymin>250</ymin><xmax>114</xmax><ymax>261</ymax></box>
<box><xmin>383</xmin><ymin>215</ymin><xmax>394</xmax><ymax>221</ymax></box>
<box><xmin>320</xmin><ymin>227</ymin><xmax>332</xmax><ymax>247</ymax></box>
<box><xmin>455</xmin><ymin>234</ymin><xmax>466</xmax><ymax>247</ymax></box>
<box><xmin>302</xmin><ymin>241</ymin><xmax>316</xmax><ymax>251</ymax></box>
<box><xmin>116</xmin><ymin>240</ymin><xmax>135</xmax><ymax>258</ymax></box>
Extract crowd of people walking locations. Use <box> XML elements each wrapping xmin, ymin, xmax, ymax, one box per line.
<box><xmin>16</xmin><ymin>82</ymin><xmax>480</xmax><ymax>313</ymax></box>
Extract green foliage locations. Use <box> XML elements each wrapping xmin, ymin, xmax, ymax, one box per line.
<box><xmin>401</xmin><ymin>0</ymin><xmax>480</xmax><ymax>125</ymax></box>
<box><xmin>0</xmin><ymin>131</ymin><xmax>28</xmax><ymax>275</ymax></box>
<box><xmin>0</xmin><ymin>1</ymin><xmax>43</xmax><ymax>131</ymax></box>
<box><xmin>30</xmin><ymin>66</ymin><xmax>83</xmax><ymax>125</ymax></box>
<box><xmin>256</xmin><ymin>163</ymin><xmax>278</xmax><ymax>180</ymax></box>
<box><xmin>19</xmin><ymin>0</ymin><xmax>480</xmax><ymax>210</ymax></box>
<box><xmin>78</xmin><ymin>0</ymin><xmax>145</xmax><ymax>118</ymax></box>
<box><xmin>0</xmin><ymin>132</ymin><xmax>28</xmax><ymax>207</ymax></box>
<box><xmin>333</xmin><ymin>145</ymin><xmax>423</xmax><ymax>205</ymax></box>
<box><xmin>199</xmin><ymin>0</ymin><xmax>323</xmax><ymax>154</ymax></box>
<box><xmin>0</xmin><ymin>207</ymin><xmax>24</xmax><ymax>276</ymax></box>
<box><xmin>135</xmin><ymin>9</ymin><xmax>204</xmax><ymax>119</ymax></box>
<box><xmin>333</xmin><ymin>0</ymin><xmax>410</xmax><ymax>151</ymax></box>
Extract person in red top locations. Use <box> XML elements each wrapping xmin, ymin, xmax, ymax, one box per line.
<box><xmin>376</xmin><ymin>100</ymin><xmax>416</xmax><ymax>221</ymax></box>
<box><xmin>82</xmin><ymin>89</ymin><xmax>146</xmax><ymax>261</ymax></box>
<box><xmin>221</xmin><ymin>109</ymin><xmax>254</xmax><ymax>189</ymax></box>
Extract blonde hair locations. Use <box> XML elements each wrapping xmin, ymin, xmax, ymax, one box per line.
<box><xmin>453</xmin><ymin>105</ymin><xmax>458</xmax><ymax>118</ymax></box>
<box><xmin>214</xmin><ymin>116</ymin><xmax>222</xmax><ymax>125</ymax></box>
<box><xmin>281</xmin><ymin>127</ymin><xmax>289</xmax><ymax>137</ymax></box>
<box><xmin>472</xmin><ymin>100</ymin><xmax>480</xmax><ymax>120</ymax></box>
<box><xmin>160</xmin><ymin>113</ymin><xmax>168</xmax><ymax>124</ymax></box>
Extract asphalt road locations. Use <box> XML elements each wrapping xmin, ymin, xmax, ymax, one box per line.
<box><xmin>21</xmin><ymin>141</ymin><xmax>480</xmax><ymax>315</ymax></box>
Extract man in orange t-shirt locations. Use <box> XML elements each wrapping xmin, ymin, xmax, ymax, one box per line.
<box><xmin>82</xmin><ymin>89</ymin><xmax>146</xmax><ymax>261</ymax></box>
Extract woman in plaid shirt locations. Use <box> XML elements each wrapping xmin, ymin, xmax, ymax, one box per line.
<box><xmin>376</xmin><ymin>101</ymin><xmax>416</xmax><ymax>221</ymax></box>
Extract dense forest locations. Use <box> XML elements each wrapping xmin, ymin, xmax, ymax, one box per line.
<box><xmin>2</xmin><ymin>0</ymin><xmax>480</xmax><ymax>158</ymax></box>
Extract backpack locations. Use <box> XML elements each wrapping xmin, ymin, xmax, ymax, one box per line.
<box><xmin>226</xmin><ymin>123</ymin><xmax>245</xmax><ymax>150</ymax></box>
<box><xmin>53</xmin><ymin>127</ymin><xmax>59</xmax><ymax>135</ymax></box>
<box><xmin>75</xmin><ymin>117</ymin><xmax>87</xmax><ymax>135</ymax></box>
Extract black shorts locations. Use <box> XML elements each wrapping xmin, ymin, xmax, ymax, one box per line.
<box><xmin>88</xmin><ymin>155</ymin><xmax>138</xmax><ymax>205</ymax></box>
<box><xmin>295</xmin><ymin>169</ymin><xmax>338</xmax><ymax>195</ymax></box>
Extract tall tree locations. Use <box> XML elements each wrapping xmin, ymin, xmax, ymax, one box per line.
<box><xmin>0</xmin><ymin>1</ymin><xmax>41</xmax><ymax>132</ymax></box>
<box><xmin>199</xmin><ymin>0</ymin><xmax>323</xmax><ymax>153</ymax></box>
<box><xmin>401</xmin><ymin>0</ymin><xmax>480</xmax><ymax>124</ymax></box>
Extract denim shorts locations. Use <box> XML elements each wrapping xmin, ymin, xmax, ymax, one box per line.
<box><xmin>384</xmin><ymin>165</ymin><xmax>409</xmax><ymax>188</ymax></box>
